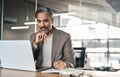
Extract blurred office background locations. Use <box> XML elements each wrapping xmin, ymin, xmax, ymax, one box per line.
<box><xmin>0</xmin><ymin>0</ymin><xmax>120</xmax><ymax>70</ymax></box>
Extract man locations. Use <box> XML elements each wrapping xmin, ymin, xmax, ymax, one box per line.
<box><xmin>30</xmin><ymin>7</ymin><xmax>75</xmax><ymax>70</ymax></box>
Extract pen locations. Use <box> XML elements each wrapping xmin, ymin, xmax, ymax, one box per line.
<box><xmin>57</xmin><ymin>55</ymin><xmax>62</xmax><ymax>60</ymax></box>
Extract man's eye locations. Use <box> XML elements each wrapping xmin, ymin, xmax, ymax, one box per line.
<box><xmin>44</xmin><ymin>19</ymin><xmax>49</xmax><ymax>22</ymax></box>
<box><xmin>37</xmin><ymin>20</ymin><xmax>41</xmax><ymax>23</ymax></box>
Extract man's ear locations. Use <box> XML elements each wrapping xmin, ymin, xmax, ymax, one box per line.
<box><xmin>51</xmin><ymin>17</ymin><xmax>54</xmax><ymax>24</ymax></box>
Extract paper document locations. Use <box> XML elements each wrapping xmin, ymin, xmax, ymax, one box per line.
<box><xmin>41</xmin><ymin>68</ymin><xmax>84</xmax><ymax>76</ymax></box>
<box><xmin>41</xmin><ymin>68</ymin><xmax>60</xmax><ymax>74</ymax></box>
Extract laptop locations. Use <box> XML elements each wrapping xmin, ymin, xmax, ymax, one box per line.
<box><xmin>0</xmin><ymin>40</ymin><xmax>51</xmax><ymax>71</ymax></box>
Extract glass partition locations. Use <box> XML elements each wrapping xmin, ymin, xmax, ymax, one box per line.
<box><xmin>3</xmin><ymin>0</ymin><xmax>35</xmax><ymax>40</ymax></box>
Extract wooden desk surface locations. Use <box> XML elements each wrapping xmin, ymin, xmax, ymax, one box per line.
<box><xmin>1</xmin><ymin>68</ymin><xmax>120</xmax><ymax>77</ymax></box>
<box><xmin>0</xmin><ymin>68</ymin><xmax>69</xmax><ymax>77</ymax></box>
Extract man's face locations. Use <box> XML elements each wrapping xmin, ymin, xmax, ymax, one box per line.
<box><xmin>36</xmin><ymin>13</ymin><xmax>54</xmax><ymax>32</ymax></box>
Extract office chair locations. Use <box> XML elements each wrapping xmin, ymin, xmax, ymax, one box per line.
<box><xmin>73</xmin><ymin>47</ymin><xmax>86</xmax><ymax>68</ymax></box>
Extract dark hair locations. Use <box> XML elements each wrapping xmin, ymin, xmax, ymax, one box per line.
<box><xmin>35</xmin><ymin>7</ymin><xmax>53</xmax><ymax>18</ymax></box>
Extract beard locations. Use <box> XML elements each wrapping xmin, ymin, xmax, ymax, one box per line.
<box><xmin>40</xmin><ymin>26</ymin><xmax>48</xmax><ymax>31</ymax></box>
<box><xmin>39</xmin><ymin>26</ymin><xmax>52</xmax><ymax>34</ymax></box>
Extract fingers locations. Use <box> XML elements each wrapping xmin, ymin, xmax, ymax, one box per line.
<box><xmin>37</xmin><ymin>31</ymin><xmax>47</xmax><ymax>40</ymax></box>
<box><xmin>53</xmin><ymin>60</ymin><xmax>66</xmax><ymax>70</ymax></box>
<box><xmin>34</xmin><ymin>31</ymin><xmax>47</xmax><ymax>45</ymax></box>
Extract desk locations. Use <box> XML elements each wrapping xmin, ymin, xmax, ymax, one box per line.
<box><xmin>1</xmin><ymin>68</ymin><xmax>120</xmax><ymax>77</ymax></box>
<box><xmin>0</xmin><ymin>68</ymin><xmax>69</xmax><ymax>77</ymax></box>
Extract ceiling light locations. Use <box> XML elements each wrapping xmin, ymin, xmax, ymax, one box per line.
<box><xmin>24</xmin><ymin>22</ymin><xmax>37</xmax><ymax>25</ymax></box>
<box><xmin>11</xmin><ymin>26</ymin><xmax>29</xmax><ymax>30</ymax></box>
<box><xmin>53</xmin><ymin>12</ymin><xmax>76</xmax><ymax>16</ymax></box>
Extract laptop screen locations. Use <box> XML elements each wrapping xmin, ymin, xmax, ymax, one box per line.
<box><xmin>0</xmin><ymin>40</ymin><xmax>36</xmax><ymax>71</ymax></box>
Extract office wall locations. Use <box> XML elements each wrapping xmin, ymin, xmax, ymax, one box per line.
<box><xmin>3</xmin><ymin>0</ymin><xmax>60</xmax><ymax>40</ymax></box>
<box><xmin>3</xmin><ymin>0</ymin><xmax>35</xmax><ymax>40</ymax></box>
<box><xmin>0</xmin><ymin>0</ymin><xmax>3</xmax><ymax>40</ymax></box>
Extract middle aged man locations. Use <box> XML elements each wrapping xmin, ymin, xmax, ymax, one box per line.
<box><xmin>30</xmin><ymin>7</ymin><xmax>76</xmax><ymax>70</ymax></box>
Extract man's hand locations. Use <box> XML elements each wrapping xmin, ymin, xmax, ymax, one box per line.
<box><xmin>53</xmin><ymin>60</ymin><xmax>67</xmax><ymax>70</ymax></box>
<box><xmin>33</xmin><ymin>31</ymin><xmax>47</xmax><ymax>45</ymax></box>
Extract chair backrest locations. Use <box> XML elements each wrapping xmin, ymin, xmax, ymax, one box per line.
<box><xmin>73</xmin><ymin>47</ymin><xmax>86</xmax><ymax>68</ymax></box>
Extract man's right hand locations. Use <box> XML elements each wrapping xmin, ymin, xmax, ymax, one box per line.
<box><xmin>33</xmin><ymin>31</ymin><xmax>47</xmax><ymax>46</ymax></box>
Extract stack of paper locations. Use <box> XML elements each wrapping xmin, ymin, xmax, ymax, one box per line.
<box><xmin>41</xmin><ymin>68</ymin><xmax>60</xmax><ymax>74</ymax></box>
<box><xmin>41</xmin><ymin>68</ymin><xmax>84</xmax><ymax>76</ymax></box>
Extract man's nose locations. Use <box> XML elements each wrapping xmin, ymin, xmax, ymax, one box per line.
<box><xmin>41</xmin><ymin>21</ymin><xmax>45</xmax><ymax>27</ymax></box>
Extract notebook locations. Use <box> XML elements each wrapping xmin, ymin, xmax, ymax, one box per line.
<box><xmin>0</xmin><ymin>40</ymin><xmax>51</xmax><ymax>71</ymax></box>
